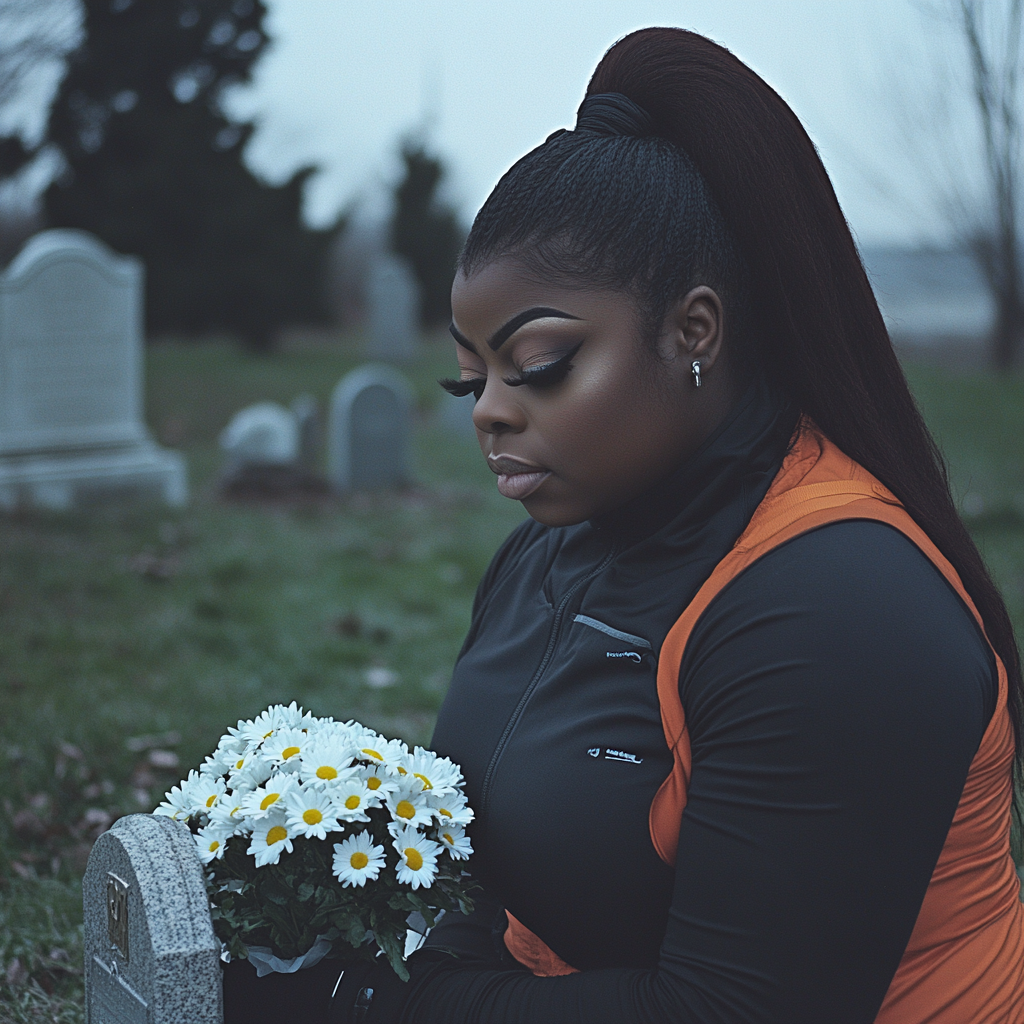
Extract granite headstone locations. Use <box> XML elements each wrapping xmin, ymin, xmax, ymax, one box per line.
<box><xmin>0</xmin><ymin>230</ymin><xmax>186</xmax><ymax>509</ymax></box>
<box><xmin>365</xmin><ymin>254</ymin><xmax>419</xmax><ymax>360</ymax></box>
<box><xmin>327</xmin><ymin>364</ymin><xmax>412</xmax><ymax>492</ymax></box>
<box><xmin>83</xmin><ymin>813</ymin><xmax>221</xmax><ymax>1023</ymax></box>
<box><xmin>219</xmin><ymin>401</ymin><xmax>299</xmax><ymax>473</ymax></box>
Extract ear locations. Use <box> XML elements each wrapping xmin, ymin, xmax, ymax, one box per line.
<box><xmin>658</xmin><ymin>286</ymin><xmax>724</xmax><ymax>371</ymax></box>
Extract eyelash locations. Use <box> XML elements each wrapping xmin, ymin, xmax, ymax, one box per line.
<box><xmin>438</xmin><ymin>342</ymin><xmax>583</xmax><ymax>400</ymax></box>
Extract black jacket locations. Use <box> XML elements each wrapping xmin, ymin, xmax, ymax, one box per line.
<box><xmin>340</xmin><ymin>383</ymin><xmax>996</xmax><ymax>1024</ymax></box>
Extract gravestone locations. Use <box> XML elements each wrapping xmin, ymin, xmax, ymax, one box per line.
<box><xmin>328</xmin><ymin>364</ymin><xmax>412</xmax><ymax>492</ymax></box>
<box><xmin>219</xmin><ymin>402</ymin><xmax>299</xmax><ymax>473</ymax></box>
<box><xmin>83</xmin><ymin>813</ymin><xmax>221</xmax><ymax>1023</ymax></box>
<box><xmin>366</xmin><ymin>254</ymin><xmax>419</xmax><ymax>360</ymax></box>
<box><xmin>0</xmin><ymin>230</ymin><xmax>187</xmax><ymax>510</ymax></box>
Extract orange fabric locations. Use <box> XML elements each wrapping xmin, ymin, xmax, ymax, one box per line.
<box><xmin>503</xmin><ymin>419</ymin><xmax>1024</xmax><ymax>1018</ymax></box>
<box><xmin>504</xmin><ymin>911</ymin><xmax>579</xmax><ymax>976</ymax></box>
<box><xmin>649</xmin><ymin>420</ymin><xmax>1024</xmax><ymax>1023</ymax></box>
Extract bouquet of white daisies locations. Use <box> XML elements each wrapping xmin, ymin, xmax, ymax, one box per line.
<box><xmin>155</xmin><ymin>703</ymin><xmax>475</xmax><ymax>979</ymax></box>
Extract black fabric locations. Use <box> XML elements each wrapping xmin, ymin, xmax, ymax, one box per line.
<box><xmin>332</xmin><ymin>384</ymin><xmax>996</xmax><ymax>1023</ymax></box>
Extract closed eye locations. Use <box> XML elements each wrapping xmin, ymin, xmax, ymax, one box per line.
<box><xmin>438</xmin><ymin>376</ymin><xmax>486</xmax><ymax>400</ymax></box>
<box><xmin>504</xmin><ymin>341</ymin><xmax>583</xmax><ymax>389</ymax></box>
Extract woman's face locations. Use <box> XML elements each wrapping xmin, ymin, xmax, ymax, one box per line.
<box><xmin>448</xmin><ymin>259</ymin><xmax>735</xmax><ymax>526</ymax></box>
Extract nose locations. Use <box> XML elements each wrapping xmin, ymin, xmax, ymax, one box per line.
<box><xmin>472</xmin><ymin>380</ymin><xmax>527</xmax><ymax>436</ymax></box>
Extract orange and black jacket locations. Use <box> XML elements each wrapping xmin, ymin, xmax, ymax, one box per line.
<box><xmin>339</xmin><ymin>382</ymin><xmax>1022</xmax><ymax>1023</ymax></box>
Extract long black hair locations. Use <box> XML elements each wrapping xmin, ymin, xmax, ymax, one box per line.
<box><xmin>460</xmin><ymin>27</ymin><xmax>1023</xmax><ymax>766</ymax></box>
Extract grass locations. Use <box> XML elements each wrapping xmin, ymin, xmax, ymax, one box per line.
<box><xmin>0</xmin><ymin>341</ymin><xmax>1021</xmax><ymax>1021</ymax></box>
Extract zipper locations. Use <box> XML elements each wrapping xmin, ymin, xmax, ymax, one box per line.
<box><xmin>478</xmin><ymin>549</ymin><xmax>616</xmax><ymax>814</ymax></box>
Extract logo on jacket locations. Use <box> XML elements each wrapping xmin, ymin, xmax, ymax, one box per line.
<box><xmin>606</xmin><ymin>651</ymin><xmax>642</xmax><ymax>664</ymax></box>
<box><xmin>587</xmin><ymin>747</ymin><xmax>643</xmax><ymax>764</ymax></box>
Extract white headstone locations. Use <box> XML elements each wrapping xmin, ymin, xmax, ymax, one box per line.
<box><xmin>328</xmin><ymin>364</ymin><xmax>412</xmax><ymax>492</ymax></box>
<box><xmin>83</xmin><ymin>813</ymin><xmax>221</xmax><ymax>1023</ymax></box>
<box><xmin>366</xmin><ymin>254</ymin><xmax>419</xmax><ymax>360</ymax></box>
<box><xmin>219</xmin><ymin>402</ymin><xmax>299</xmax><ymax>472</ymax></box>
<box><xmin>0</xmin><ymin>230</ymin><xmax>187</xmax><ymax>510</ymax></box>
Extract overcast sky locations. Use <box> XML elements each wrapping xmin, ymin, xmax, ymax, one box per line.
<box><xmin>220</xmin><ymin>0</ymin><xmax>972</xmax><ymax>247</ymax></box>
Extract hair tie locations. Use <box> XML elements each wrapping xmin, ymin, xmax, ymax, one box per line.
<box><xmin>574</xmin><ymin>92</ymin><xmax>655</xmax><ymax>138</ymax></box>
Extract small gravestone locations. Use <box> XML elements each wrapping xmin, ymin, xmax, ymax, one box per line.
<box><xmin>0</xmin><ymin>230</ymin><xmax>187</xmax><ymax>510</ymax></box>
<box><xmin>366</xmin><ymin>254</ymin><xmax>419</xmax><ymax>360</ymax></box>
<box><xmin>219</xmin><ymin>402</ymin><xmax>299</xmax><ymax>474</ymax></box>
<box><xmin>328</xmin><ymin>364</ymin><xmax>412</xmax><ymax>492</ymax></box>
<box><xmin>84</xmin><ymin>813</ymin><xmax>221</xmax><ymax>1023</ymax></box>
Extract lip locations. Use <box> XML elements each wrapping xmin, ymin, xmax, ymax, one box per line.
<box><xmin>487</xmin><ymin>454</ymin><xmax>551</xmax><ymax>501</ymax></box>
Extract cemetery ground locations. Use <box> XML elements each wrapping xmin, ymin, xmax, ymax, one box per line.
<box><xmin>1</xmin><ymin>340</ymin><xmax>1024</xmax><ymax>1022</ymax></box>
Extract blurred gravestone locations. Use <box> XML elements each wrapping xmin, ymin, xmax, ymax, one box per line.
<box><xmin>83</xmin><ymin>813</ymin><xmax>221</xmax><ymax>1023</ymax></box>
<box><xmin>366</xmin><ymin>254</ymin><xmax>419</xmax><ymax>360</ymax></box>
<box><xmin>219</xmin><ymin>400</ymin><xmax>328</xmax><ymax>499</ymax></box>
<box><xmin>328</xmin><ymin>365</ymin><xmax>412</xmax><ymax>492</ymax></box>
<box><xmin>219</xmin><ymin>402</ymin><xmax>299</xmax><ymax>474</ymax></box>
<box><xmin>0</xmin><ymin>230</ymin><xmax>187</xmax><ymax>510</ymax></box>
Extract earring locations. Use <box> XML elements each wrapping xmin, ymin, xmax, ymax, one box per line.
<box><xmin>691</xmin><ymin>360</ymin><xmax>702</xmax><ymax>388</ymax></box>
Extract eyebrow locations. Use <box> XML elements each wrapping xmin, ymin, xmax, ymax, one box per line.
<box><xmin>449</xmin><ymin>306</ymin><xmax>581</xmax><ymax>353</ymax></box>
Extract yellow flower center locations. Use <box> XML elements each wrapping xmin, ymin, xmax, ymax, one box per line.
<box><xmin>281</xmin><ymin>746</ymin><xmax>300</xmax><ymax>760</ymax></box>
<box><xmin>263</xmin><ymin>729</ymin><xmax>273</xmax><ymax>739</ymax></box>
<box><xmin>439</xmin><ymin>808</ymin><xmax>452</xmax><ymax>818</ymax></box>
<box><xmin>229</xmin><ymin>805</ymin><xmax>241</xmax><ymax>818</ymax></box>
<box><xmin>205</xmin><ymin>794</ymin><xmax>217</xmax><ymax>807</ymax></box>
<box><xmin>396</xmin><ymin>800</ymin><xmax>415</xmax><ymax>820</ymax></box>
<box><xmin>361</xmin><ymin>748</ymin><xmax>383</xmax><ymax>761</ymax></box>
<box><xmin>302</xmin><ymin>809</ymin><xmax>323</xmax><ymax>825</ymax></box>
<box><xmin>366</xmin><ymin>776</ymin><xmax>382</xmax><ymax>790</ymax></box>
<box><xmin>235</xmin><ymin>758</ymin><xmax>245</xmax><ymax>769</ymax></box>
<box><xmin>350</xmin><ymin>851</ymin><xmax>369</xmax><ymax>870</ymax></box>
<box><xmin>404</xmin><ymin>847</ymin><xmax>423</xmax><ymax>871</ymax></box>
<box><xmin>266</xmin><ymin>825</ymin><xmax>288</xmax><ymax>845</ymax></box>
<box><xmin>396</xmin><ymin>766</ymin><xmax>408</xmax><ymax>775</ymax></box>
<box><xmin>316</xmin><ymin>765</ymin><xmax>338</xmax><ymax>780</ymax></box>
<box><xmin>345</xmin><ymin>795</ymin><xmax>361</xmax><ymax>810</ymax></box>
<box><xmin>442</xmin><ymin>833</ymin><xmax>454</xmax><ymax>845</ymax></box>
<box><xmin>413</xmin><ymin>773</ymin><xmax>432</xmax><ymax>790</ymax></box>
<box><xmin>208</xmin><ymin>840</ymin><xmax>220</xmax><ymax>852</ymax></box>
<box><xmin>260</xmin><ymin>793</ymin><xmax>279</xmax><ymax>810</ymax></box>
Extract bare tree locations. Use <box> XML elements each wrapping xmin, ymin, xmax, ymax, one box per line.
<box><xmin>909</xmin><ymin>1</ymin><xmax>1024</xmax><ymax>369</ymax></box>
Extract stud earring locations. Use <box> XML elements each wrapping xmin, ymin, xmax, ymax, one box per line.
<box><xmin>691</xmin><ymin>360</ymin><xmax>702</xmax><ymax>388</ymax></box>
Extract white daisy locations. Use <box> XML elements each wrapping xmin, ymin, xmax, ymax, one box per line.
<box><xmin>185</xmin><ymin>774</ymin><xmax>227</xmax><ymax>816</ymax></box>
<box><xmin>154</xmin><ymin>769</ymin><xmax>202</xmax><ymax>820</ymax></box>
<box><xmin>262</xmin><ymin>728</ymin><xmax>309</xmax><ymax>769</ymax></box>
<box><xmin>358</xmin><ymin>764</ymin><xmax>399</xmax><ymax>797</ymax></box>
<box><xmin>331</xmin><ymin>780</ymin><xmax>378</xmax><ymax>823</ymax></box>
<box><xmin>209</xmin><ymin>794</ymin><xmax>250</xmax><ymax>834</ymax></box>
<box><xmin>195</xmin><ymin>824</ymin><xmax>231</xmax><ymax>864</ymax></box>
<box><xmin>332</xmin><ymin>831</ymin><xmax>386</xmax><ymax>887</ymax></box>
<box><xmin>435</xmin><ymin>822</ymin><xmax>473</xmax><ymax>861</ymax></box>
<box><xmin>247</xmin><ymin>812</ymin><xmax>294</xmax><ymax>866</ymax></box>
<box><xmin>392</xmin><ymin>827</ymin><xmax>440</xmax><ymax>889</ymax></box>
<box><xmin>240</xmin><ymin>774</ymin><xmax>296</xmax><ymax>819</ymax></box>
<box><xmin>234</xmin><ymin>702</ymin><xmax>310</xmax><ymax>747</ymax></box>
<box><xmin>285</xmin><ymin>787</ymin><xmax>343</xmax><ymax>840</ymax></box>
<box><xmin>227</xmin><ymin>751</ymin><xmax>273</xmax><ymax>793</ymax></box>
<box><xmin>353</xmin><ymin>736</ymin><xmax>408</xmax><ymax>774</ymax></box>
<box><xmin>406</xmin><ymin>748</ymin><xmax>462</xmax><ymax>797</ymax></box>
<box><xmin>299</xmin><ymin>738</ymin><xmax>356</xmax><ymax>788</ymax></box>
<box><xmin>385</xmin><ymin>783</ymin><xmax>435</xmax><ymax>831</ymax></box>
<box><xmin>427</xmin><ymin>792</ymin><xmax>474</xmax><ymax>827</ymax></box>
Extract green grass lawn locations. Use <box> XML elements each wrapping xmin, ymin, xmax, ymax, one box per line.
<box><xmin>0</xmin><ymin>342</ymin><xmax>1021</xmax><ymax>1021</ymax></box>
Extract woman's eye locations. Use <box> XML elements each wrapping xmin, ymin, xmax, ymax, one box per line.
<box><xmin>505</xmin><ymin>341</ymin><xmax>584</xmax><ymax>389</ymax></box>
<box><xmin>438</xmin><ymin>376</ymin><xmax>486</xmax><ymax>400</ymax></box>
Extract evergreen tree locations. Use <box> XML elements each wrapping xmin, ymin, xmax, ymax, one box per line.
<box><xmin>390</xmin><ymin>142</ymin><xmax>464</xmax><ymax>327</ymax></box>
<box><xmin>40</xmin><ymin>0</ymin><xmax>335</xmax><ymax>350</ymax></box>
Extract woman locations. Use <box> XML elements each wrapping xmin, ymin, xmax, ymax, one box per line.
<box><xmin>331</xmin><ymin>27</ymin><xmax>1024</xmax><ymax>1023</ymax></box>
